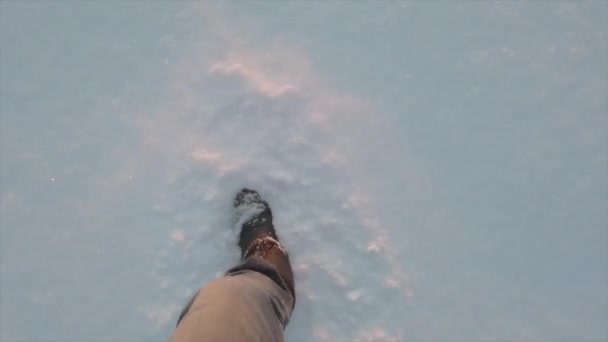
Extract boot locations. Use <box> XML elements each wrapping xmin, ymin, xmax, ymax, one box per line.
<box><xmin>234</xmin><ymin>188</ymin><xmax>295</xmax><ymax>300</ymax></box>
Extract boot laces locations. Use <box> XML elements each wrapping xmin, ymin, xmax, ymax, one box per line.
<box><xmin>243</xmin><ymin>236</ymin><xmax>287</xmax><ymax>260</ymax></box>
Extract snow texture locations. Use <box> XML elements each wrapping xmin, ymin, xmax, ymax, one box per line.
<box><xmin>1</xmin><ymin>1</ymin><xmax>607</xmax><ymax>342</ymax></box>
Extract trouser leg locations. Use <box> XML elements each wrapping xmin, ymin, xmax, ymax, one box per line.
<box><xmin>229</xmin><ymin>251</ymin><xmax>296</xmax><ymax>309</ymax></box>
<box><xmin>170</xmin><ymin>257</ymin><xmax>295</xmax><ymax>342</ymax></box>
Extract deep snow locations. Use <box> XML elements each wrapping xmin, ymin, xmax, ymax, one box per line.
<box><xmin>1</xmin><ymin>1</ymin><xmax>606</xmax><ymax>341</ymax></box>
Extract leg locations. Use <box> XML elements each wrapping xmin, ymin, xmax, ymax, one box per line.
<box><xmin>170</xmin><ymin>259</ymin><xmax>294</xmax><ymax>342</ymax></box>
<box><xmin>170</xmin><ymin>189</ymin><xmax>296</xmax><ymax>342</ymax></box>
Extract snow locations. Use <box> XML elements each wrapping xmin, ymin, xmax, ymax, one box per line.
<box><xmin>1</xmin><ymin>1</ymin><xmax>607</xmax><ymax>341</ymax></box>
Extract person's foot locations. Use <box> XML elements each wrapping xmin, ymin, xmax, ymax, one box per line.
<box><xmin>233</xmin><ymin>188</ymin><xmax>296</xmax><ymax>305</ymax></box>
<box><xmin>233</xmin><ymin>188</ymin><xmax>280</xmax><ymax>259</ymax></box>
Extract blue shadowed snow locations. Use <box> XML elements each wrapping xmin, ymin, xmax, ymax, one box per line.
<box><xmin>1</xmin><ymin>1</ymin><xmax>606</xmax><ymax>341</ymax></box>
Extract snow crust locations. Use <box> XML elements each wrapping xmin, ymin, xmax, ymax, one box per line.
<box><xmin>1</xmin><ymin>1</ymin><xmax>606</xmax><ymax>341</ymax></box>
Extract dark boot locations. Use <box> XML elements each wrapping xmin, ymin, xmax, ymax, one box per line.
<box><xmin>234</xmin><ymin>189</ymin><xmax>295</xmax><ymax>302</ymax></box>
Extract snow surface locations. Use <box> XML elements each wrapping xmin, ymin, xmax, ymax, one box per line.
<box><xmin>1</xmin><ymin>1</ymin><xmax>606</xmax><ymax>341</ymax></box>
